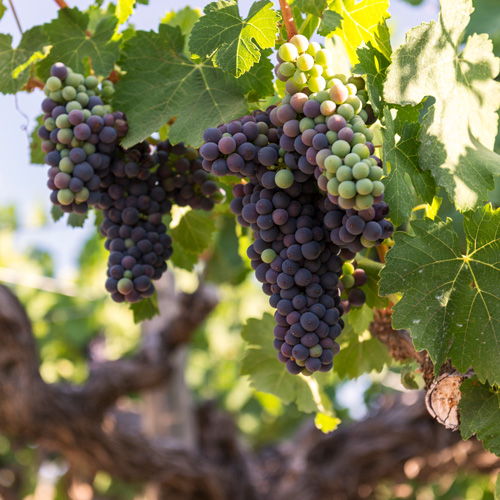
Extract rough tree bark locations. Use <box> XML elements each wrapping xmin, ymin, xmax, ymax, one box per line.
<box><xmin>0</xmin><ymin>284</ymin><xmax>497</xmax><ymax>500</ymax></box>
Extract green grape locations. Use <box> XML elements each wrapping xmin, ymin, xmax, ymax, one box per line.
<box><xmin>338</xmin><ymin>180</ymin><xmax>356</xmax><ymax>198</ymax></box>
<box><xmin>65</xmin><ymin>73</ymin><xmax>80</xmax><ymax>87</ymax></box>
<box><xmin>44</xmin><ymin>117</ymin><xmax>56</xmax><ymax>131</ymax></box>
<box><xmin>365</xmin><ymin>128</ymin><xmax>374</xmax><ymax>141</ymax></box>
<box><xmin>290</xmin><ymin>34</ymin><xmax>309</xmax><ymax>53</ymax></box>
<box><xmin>325</xmin><ymin>155</ymin><xmax>342</xmax><ymax>173</ymax></box>
<box><xmin>60</xmin><ymin>148</ymin><xmax>70</xmax><ymax>158</ymax></box>
<box><xmin>279</xmin><ymin>147</ymin><xmax>286</xmax><ymax>157</ymax></box>
<box><xmin>75</xmin><ymin>187</ymin><xmax>90</xmax><ymax>203</ymax></box>
<box><xmin>77</xmin><ymin>84</ymin><xmax>86</xmax><ymax>92</ymax></box>
<box><xmin>341</xmin><ymin>274</ymin><xmax>355</xmax><ymax>289</ymax></box>
<box><xmin>261</xmin><ymin>248</ymin><xmax>277</xmax><ymax>264</ymax></box>
<box><xmin>342</xmin><ymin>262</ymin><xmax>355</xmax><ymax>275</ymax></box>
<box><xmin>359</xmin><ymin>109</ymin><xmax>368</xmax><ymax>122</ymax></box>
<box><xmin>315</xmin><ymin>90</ymin><xmax>330</xmax><ymax>103</ymax></box>
<box><xmin>49</xmin><ymin>90</ymin><xmax>63</xmax><ymax>102</ymax></box>
<box><xmin>370</xmin><ymin>166</ymin><xmax>383</xmax><ymax>180</ymax></box>
<box><xmin>346</xmin><ymin>83</ymin><xmax>357</xmax><ymax>95</ymax></box>
<box><xmin>371</xmin><ymin>180</ymin><xmax>385</xmax><ymax>196</ymax></box>
<box><xmin>125</xmin><ymin>239</ymin><xmax>134</xmax><ymax>249</ymax></box>
<box><xmin>296</xmin><ymin>53</ymin><xmax>314</xmax><ymax>71</ymax></box>
<box><xmin>337</xmin><ymin>103</ymin><xmax>355</xmax><ymax>121</ymax></box>
<box><xmin>296</xmin><ymin>358</ymin><xmax>306</xmax><ymax>367</ymax></box>
<box><xmin>331</xmin><ymin>139</ymin><xmax>350</xmax><ymax>158</ymax></box>
<box><xmin>123</xmin><ymin>270</ymin><xmax>134</xmax><ymax>280</ymax></box>
<box><xmin>345</xmin><ymin>95</ymin><xmax>362</xmax><ymax>114</ymax></box>
<box><xmin>70</xmin><ymin>137</ymin><xmax>83</xmax><ymax>148</ymax></box>
<box><xmin>339</xmin><ymin>196</ymin><xmax>356</xmax><ymax>210</ymax></box>
<box><xmin>282</xmin><ymin>94</ymin><xmax>292</xmax><ymax>105</ymax></box>
<box><xmin>314</xmin><ymin>49</ymin><xmax>333</xmax><ymax>67</ymax></box>
<box><xmin>309</xmin><ymin>64</ymin><xmax>323</xmax><ymax>77</ymax></box>
<box><xmin>85</xmin><ymin>75</ymin><xmax>98</xmax><ymax>89</ymax></box>
<box><xmin>117</xmin><ymin>278</ymin><xmax>133</xmax><ymax>295</ymax></box>
<box><xmin>61</xmin><ymin>86</ymin><xmax>76</xmax><ymax>101</ymax></box>
<box><xmin>306</xmin><ymin>41</ymin><xmax>321</xmax><ymax>56</ymax></box>
<box><xmin>357</xmin><ymin>89</ymin><xmax>369</xmax><ymax>100</ymax></box>
<box><xmin>356</xmin><ymin>178</ymin><xmax>373</xmax><ymax>195</ymax></box>
<box><xmin>309</xmin><ymin>345</ymin><xmax>323</xmax><ymax>358</ymax></box>
<box><xmin>83</xmin><ymin>142</ymin><xmax>96</xmax><ymax>155</ymax></box>
<box><xmin>357</xmin><ymin>94</ymin><xmax>366</xmax><ymax>107</ymax></box>
<box><xmin>46</xmin><ymin>76</ymin><xmax>62</xmax><ymax>91</ymax></box>
<box><xmin>362</xmin><ymin>159</ymin><xmax>373</xmax><ymax>167</ymax></box>
<box><xmin>344</xmin><ymin>153</ymin><xmax>361</xmax><ymax>167</ymax></box>
<box><xmin>333</xmin><ymin>73</ymin><xmax>348</xmax><ymax>84</ymax></box>
<box><xmin>326</xmin><ymin>130</ymin><xmax>338</xmax><ymax>144</ymax></box>
<box><xmin>279</xmin><ymin>61</ymin><xmax>296</xmax><ymax>77</ymax></box>
<box><xmin>336</xmin><ymin>165</ymin><xmax>353</xmax><ymax>182</ymax></box>
<box><xmin>323</xmin><ymin>66</ymin><xmax>335</xmax><ymax>78</ymax></box>
<box><xmin>329</xmin><ymin>84</ymin><xmax>348</xmax><ymax>104</ymax></box>
<box><xmin>314</xmin><ymin>114</ymin><xmax>325</xmax><ymax>124</ymax></box>
<box><xmin>299</xmin><ymin>117</ymin><xmax>315</xmax><ymax>132</ymax></box>
<box><xmin>76</xmin><ymin>92</ymin><xmax>89</xmax><ymax>106</ymax></box>
<box><xmin>55</xmin><ymin>114</ymin><xmax>70</xmax><ymax>129</ymax></box>
<box><xmin>59</xmin><ymin>157</ymin><xmax>74</xmax><ymax>173</ymax></box>
<box><xmin>368</xmin><ymin>157</ymin><xmax>378</xmax><ymax>166</ymax></box>
<box><xmin>57</xmin><ymin>128</ymin><xmax>74</xmax><ymax>144</ymax></box>
<box><xmin>279</xmin><ymin>42</ymin><xmax>299</xmax><ymax>62</ymax></box>
<box><xmin>275</xmin><ymin>169</ymin><xmax>294</xmax><ymax>188</ymax></box>
<box><xmin>293</xmin><ymin>70</ymin><xmax>308</xmax><ymax>85</ymax></box>
<box><xmin>316</xmin><ymin>149</ymin><xmax>331</xmax><ymax>168</ymax></box>
<box><xmin>327</xmin><ymin>177</ymin><xmax>340</xmax><ymax>195</ymax></box>
<box><xmin>355</xmin><ymin>194</ymin><xmax>374</xmax><ymax>210</ymax></box>
<box><xmin>91</xmin><ymin>105</ymin><xmax>106</xmax><ymax>117</ymax></box>
<box><xmin>66</xmin><ymin>101</ymin><xmax>82</xmax><ymax>112</ymax></box>
<box><xmin>57</xmin><ymin>188</ymin><xmax>74</xmax><ymax>205</ymax></box>
<box><xmin>351</xmin><ymin>132</ymin><xmax>367</xmax><ymax>146</ymax></box>
<box><xmin>348</xmin><ymin>75</ymin><xmax>365</xmax><ymax>90</ymax></box>
<box><xmin>320</xmin><ymin>100</ymin><xmax>336</xmax><ymax>116</ymax></box>
<box><xmin>101</xmin><ymin>86</ymin><xmax>115</xmax><ymax>99</ymax></box>
<box><xmin>102</xmin><ymin>79</ymin><xmax>114</xmax><ymax>88</ymax></box>
<box><xmin>87</xmin><ymin>90</ymin><xmax>96</xmax><ymax>97</ymax></box>
<box><xmin>43</xmin><ymin>86</ymin><xmax>50</xmax><ymax>96</ymax></box>
<box><xmin>352</xmin><ymin>122</ymin><xmax>367</xmax><ymax>134</ymax></box>
<box><xmin>360</xmin><ymin>235</ymin><xmax>376</xmax><ymax>248</ymax></box>
<box><xmin>352</xmin><ymin>143</ymin><xmax>370</xmax><ymax>159</ymax></box>
<box><xmin>307</xmin><ymin>76</ymin><xmax>326</xmax><ymax>92</ymax></box>
<box><xmin>352</xmin><ymin>162</ymin><xmax>370</xmax><ymax>179</ymax></box>
<box><xmin>56</xmin><ymin>143</ymin><xmax>65</xmax><ymax>151</ymax></box>
<box><xmin>326</xmin><ymin>171</ymin><xmax>335</xmax><ymax>180</ymax></box>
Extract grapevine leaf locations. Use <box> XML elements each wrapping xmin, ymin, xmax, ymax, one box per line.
<box><xmin>314</xmin><ymin>412</ymin><xmax>340</xmax><ymax>433</ymax></box>
<box><xmin>347</xmin><ymin>304</ymin><xmax>373</xmax><ymax>334</ymax></box>
<box><xmin>170</xmin><ymin>241</ymin><xmax>198</xmax><ymax>271</ymax></box>
<box><xmin>67</xmin><ymin>212</ymin><xmax>88</xmax><ymax>228</ymax></box>
<box><xmin>171</xmin><ymin>210</ymin><xmax>216</xmax><ymax>256</ymax></box>
<box><xmin>162</xmin><ymin>6</ymin><xmax>201</xmax><ymax>54</ymax></box>
<box><xmin>30</xmin><ymin>115</ymin><xmax>45</xmax><ymax>165</ymax></box>
<box><xmin>356</xmin><ymin>256</ymin><xmax>389</xmax><ymax>309</ymax></box>
<box><xmin>115</xmin><ymin>25</ymin><xmax>271</xmax><ymax>147</ymax></box>
<box><xmin>334</xmin><ymin>325</ymin><xmax>391</xmax><ymax>379</ymax></box>
<box><xmin>496</xmin><ymin>472</ymin><xmax>500</xmax><ymax>500</ymax></box>
<box><xmin>0</xmin><ymin>26</ymin><xmax>48</xmax><ymax>94</ymax></box>
<box><xmin>237</xmin><ymin>48</ymin><xmax>274</xmax><ymax>102</ymax></box>
<box><xmin>188</xmin><ymin>0</ymin><xmax>280</xmax><ymax>78</ymax></box>
<box><xmin>292</xmin><ymin>7</ymin><xmax>319</xmax><ymax>41</ymax></box>
<box><xmin>51</xmin><ymin>205</ymin><xmax>64</xmax><ymax>222</ymax></box>
<box><xmin>326</xmin><ymin>0</ymin><xmax>391</xmax><ymax>64</ymax></box>
<box><xmin>383</xmin><ymin>0</ymin><xmax>500</xmax><ymax>212</ymax></box>
<box><xmin>241</xmin><ymin>314</ymin><xmax>334</xmax><ymax>414</ymax></box>
<box><xmin>352</xmin><ymin>42</ymin><xmax>389</xmax><ymax>116</ymax></box>
<box><xmin>130</xmin><ymin>295</ymin><xmax>159</xmax><ymax>323</ymax></box>
<box><xmin>383</xmin><ymin>106</ymin><xmax>437</xmax><ymax>227</ymax></box>
<box><xmin>317</xmin><ymin>10</ymin><xmax>342</xmax><ymax>37</ymax></box>
<box><xmin>379</xmin><ymin>205</ymin><xmax>500</xmax><ymax>385</ymax></box>
<box><xmin>459</xmin><ymin>378</ymin><xmax>500</xmax><ymax>455</ymax></box>
<box><xmin>0</xmin><ymin>2</ymin><xmax>5</xmax><ymax>21</ymax></box>
<box><xmin>292</xmin><ymin>0</ymin><xmax>328</xmax><ymax>18</ymax></box>
<box><xmin>465</xmin><ymin>0</ymin><xmax>500</xmax><ymax>57</ymax></box>
<box><xmin>39</xmin><ymin>8</ymin><xmax>119</xmax><ymax>77</ymax></box>
<box><xmin>116</xmin><ymin>0</ymin><xmax>135</xmax><ymax>25</ymax></box>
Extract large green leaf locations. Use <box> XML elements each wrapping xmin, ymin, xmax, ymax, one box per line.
<box><xmin>317</xmin><ymin>10</ymin><xmax>342</xmax><ymax>37</ymax></box>
<box><xmin>383</xmin><ymin>106</ymin><xmax>436</xmax><ymax>227</ymax></box>
<box><xmin>379</xmin><ymin>204</ymin><xmax>500</xmax><ymax>385</ymax></box>
<box><xmin>162</xmin><ymin>6</ymin><xmax>201</xmax><ymax>54</ymax></box>
<box><xmin>116</xmin><ymin>0</ymin><xmax>135</xmax><ymax>25</ymax></box>
<box><xmin>188</xmin><ymin>0</ymin><xmax>279</xmax><ymax>78</ymax></box>
<box><xmin>241</xmin><ymin>314</ymin><xmax>336</xmax><ymax>415</ymax></box>
<box><xmin>130</xmin><ymin>295</ymin><xmax>159</xmax><ymax>323</ymax></box>
<box><xmin>352</xmin><ymin>42</ymin><xmax>389</xmax><ymax>116</ymax></box>
<box><xmin>0</xmin><ymin>26</ymin><xmax>48</xmax><ymax>94</ymax></box>
<box><xmin>384</xmin><ymin>0</ymin><xmax>500</xmax><ymax>212</ymax></box>
<box><xmin>171</xmin><ymin>210</ymin><xmax>216</xmax><ymax>255</ymax></box>
<box><xmin>293</xmin><ymin>0</ymin><xmax>328</xmax><ymax>18</ymax></box>
<box><xmin>326</xmin><ymin>0</ymin><xmax>391</xmax><ymax>64</ymax></box>
<box><xmin>356</xmin><ymin>256</ymin><xmax>389</xmax><ymax>309</ymax></box>
<box><xmin>465</xmin><ymin>0</ymin><xmax>500</xmax><ymax>56</ymax></box>
<box><xmin>115</xmin><ymin>25</ymin><xmax>272</xmax><ymax>147</ymax></box>
<box><xmin>459</xmin><ymin>377</ymin><xmax>500</xmax><ymax>456</ymax></box>
<box><xmin>0</xmin><ymin>1</ymin><xmax>6</xmax><ymax>21</ymax></box>
<box><xmin>38</xmin><ymin>8</ymin><xmax>119</xmax><ymax>78</ymax></box>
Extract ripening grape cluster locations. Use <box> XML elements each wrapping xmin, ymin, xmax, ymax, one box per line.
<box><xmin>38</xmin><ymin>63</ymin><xmax>128</xmax><ymax>214</ymax></box>
<box><xmin>200</xmin><ymin>35</ymin><xmax>394</xmax><ymax>375</ymax></box>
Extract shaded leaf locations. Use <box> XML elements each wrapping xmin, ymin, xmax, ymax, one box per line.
<box><xmin>318</xmin><ymin>10</ymin><xmax>342</xmax><ymax>37</ymax></box>
<box><xmin>171</xmin><ymin>209</ymin><xmax>216</xmax><ymax>255</ymax></box>
<box><xmin>51</xmin><ymin>205</ymin><xmax>64</xmax><ymax>222</ymax></box>
<box><xmin>347</xmin><ymin>303</ymin><xmax>373</xmax><ymax>334</ymax></box>
<box><xmin>170</xmin><ymin>241</ymin><xmax>198</xmax><ymax>271</ymax></box>
<box><xmin>130</xmin><ymin>295</ymin><xmax>159</xmax><ymax>323</ymax></box>
<box><xmin>356</xmin><ymin>256</ymin><xmax>389</xmax><ymax>309</ymax></box>
<box><xmin>293</xmin><ymin>0</ymin><xmax>328</xmax><ymax>18</ymax></box>
<box><xmin>67</xmin><ymin>212</ymin><xmax>88</xmax><ymax>228</ymax></box>
<box><xmin>380</xmin><ymin>205</ymin><xmax>500</xmax><ymax>384</ymax></box>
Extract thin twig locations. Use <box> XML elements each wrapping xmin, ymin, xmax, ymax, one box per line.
<box><xmin>53</xmin><ymin>0</ymin><xmax>69</xmax><ymax>8</ymax></box>
<box><xmin>7</xmin><ymin>0</ymin><xmax>22</xmax><ymax>34</ymax></box>
<box><xmin>278</xmin><ymin>0</ymin><xmax>297</xmax><ymax>41</ymax></box>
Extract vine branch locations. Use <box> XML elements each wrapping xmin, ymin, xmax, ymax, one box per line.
<box><xmin>53</xmin><ymin>0</ymin><xmax>69</xmax><ymax>8</ymax></box>
<box><xmin>278</xmin><ymin>0</ymin><xmax>297</xmax><ymax>41</ymax></box>
<box><xmin>7</xmin><ymin>0</ymin><xmax>22</xmax><ymax>34</ymax></box>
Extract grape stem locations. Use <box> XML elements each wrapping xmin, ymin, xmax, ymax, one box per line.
<box><xmin>278</xmin><ymin>0</ymin><xmax>298</xmax><ymax>41</ymax></box>
<box><xmin>25</xmin><ymin>77</ymin><xmax>45</xmax><ymax>90</ymax></box>
<box><xmin>7</xmin><ymin>0</ymin><xmax>23</xmax><ymax>34</ymax></box>
<box><xmin>53</xmin><ymin>0</ymin><xmax>69</xmax><ymax>8</ymax></box>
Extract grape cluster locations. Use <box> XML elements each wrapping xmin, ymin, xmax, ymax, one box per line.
<box><xmin>156</xmin><ymin>141</ymin><xmax>225</xmax><ymax>211</ymax></box>
<box><xmin>338</xmin><ymin>253</ymin><xmax>368</xmax><ymax>313</ymax></box>
<box><xmin>98</xmin><ymin>142</ymin><xmax>173</xmax><ymax>303</ymax></box>
<box><xmin>230</xmin><ymin>180</ymin><xmax>345</xmax><ymax>375</ymax></box>
<box><xmin>38</xmin><ymin>63</ymin><xmax>128</xmax><ymax>214</ymax></box>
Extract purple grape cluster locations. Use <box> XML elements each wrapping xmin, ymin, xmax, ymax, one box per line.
<box><xmin>156</xmin><ymin>141</ymin><xmax>225</xmax><ymax>211</ymax></box>
<box><xmin>38</xmin><ymin>63</ymin><xmax>128</xmax><ymax>214</ymax></box>
<box><xmin>97</xmin><ymin>142</ymin><xmax>173</xmax><ymax>303</ymax></box>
